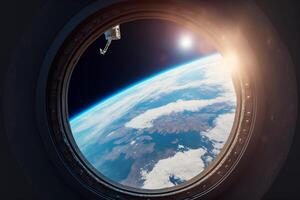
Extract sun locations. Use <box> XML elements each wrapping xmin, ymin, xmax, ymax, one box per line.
<box><xmin>179</xmin><ymin>35</ymin><xmax>193</xmax><ymax>50</ymax></box>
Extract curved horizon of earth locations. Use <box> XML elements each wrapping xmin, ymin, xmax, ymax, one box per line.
<box><xmin>70</xmin><ymin>53</ymin><xmax>237</xmax><ymax>190</ymax></box>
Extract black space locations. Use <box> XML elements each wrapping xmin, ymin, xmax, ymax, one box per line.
<box><xmin>0</xmin><ymin>0</ymin><xmax>300</xmax><ymax>200</ymax></box>
<box><xmin>68</xmin><ymin>19</ymin><xmax>214</xmax><ymax>117</ymax></box>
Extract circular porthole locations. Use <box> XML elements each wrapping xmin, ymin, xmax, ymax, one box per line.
<box><xmin>38</xmin><ymin>1</ymin><xmax>296</xmax><ymax>200</ymax></box>
<box><xmin>67</xmin><ymin>19</ymin><xmax>238</xmax><ymax>191</ymax></box>
<box><xmin>47</xmin><ymin>2</ymin><xmax>252</xmax><ymax>198</ymax></box>
<box><xmin>47</xmin><ymin>1</ymin><xmax>253</xmax><ymax>199</ymax></box>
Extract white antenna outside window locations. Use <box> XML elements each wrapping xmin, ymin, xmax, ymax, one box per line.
<box><xmin>100</xmin><ymin>25</ymin><xmax>121</xmax><ymax>55</ymax></box>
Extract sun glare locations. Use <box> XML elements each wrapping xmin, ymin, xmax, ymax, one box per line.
<box><xmin>223</xmin><ymin>51</ymin><xmax>240</xmax><ymax>73</ymax></box>
<box><xmin>179</xmin><ymin>35</ymin><xmax>193</xmax><ymax>50</ymax></box>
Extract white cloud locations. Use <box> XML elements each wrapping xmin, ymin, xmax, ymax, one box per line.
<box><xmin>141</xmin><ymin>148</ymin><xmax>206</xmax><ymax>189</ymax></box>
<box><xmin>202</xmin><ymin>112</ymin><xmax>235</xmax><ymax>152</ymax></box>
<box><xmin>139</xmin><ymin>112</ymin><xmax>236</xmax><ymax>189</ymax></box>
<box><xmin>106</xmin><ymin>131</ymin><xmax>116</xmax><ymax>137</ymax></box>
<box><xmin>205</xmin><ymin>156</ymin><xmax>213</xmax><ymax>163</ymax></box>
<box><xmin>125</xmin><ymin>96</ymin><xmax>230</xmax><ymax>129</ymax></box>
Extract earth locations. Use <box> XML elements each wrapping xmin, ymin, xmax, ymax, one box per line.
<box><xmin>70</xmin><ymin>53</ymin><xmax>237</xmax><ymax>190</ymax></box>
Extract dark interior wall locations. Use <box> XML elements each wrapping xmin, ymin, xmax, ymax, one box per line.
<box><xmin>0</xmin><ymin>1</ymin><xmax>45</xmax><ymax>199</ymax></box>
<box><xmin>0</xmin><ymin>0</ymin><xmax>299</xmax><ymax>199</ymax></box>
<box><xmin>254</xmin><ymin>1</ymin><xmax>300</xmax><ymax>199</ymax></box>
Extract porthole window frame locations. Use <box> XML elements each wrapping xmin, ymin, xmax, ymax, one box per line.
<box><xmin>46</xmin><ymin>1</ymin><xmax>256</xmax><ymax>199</ymax></box>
